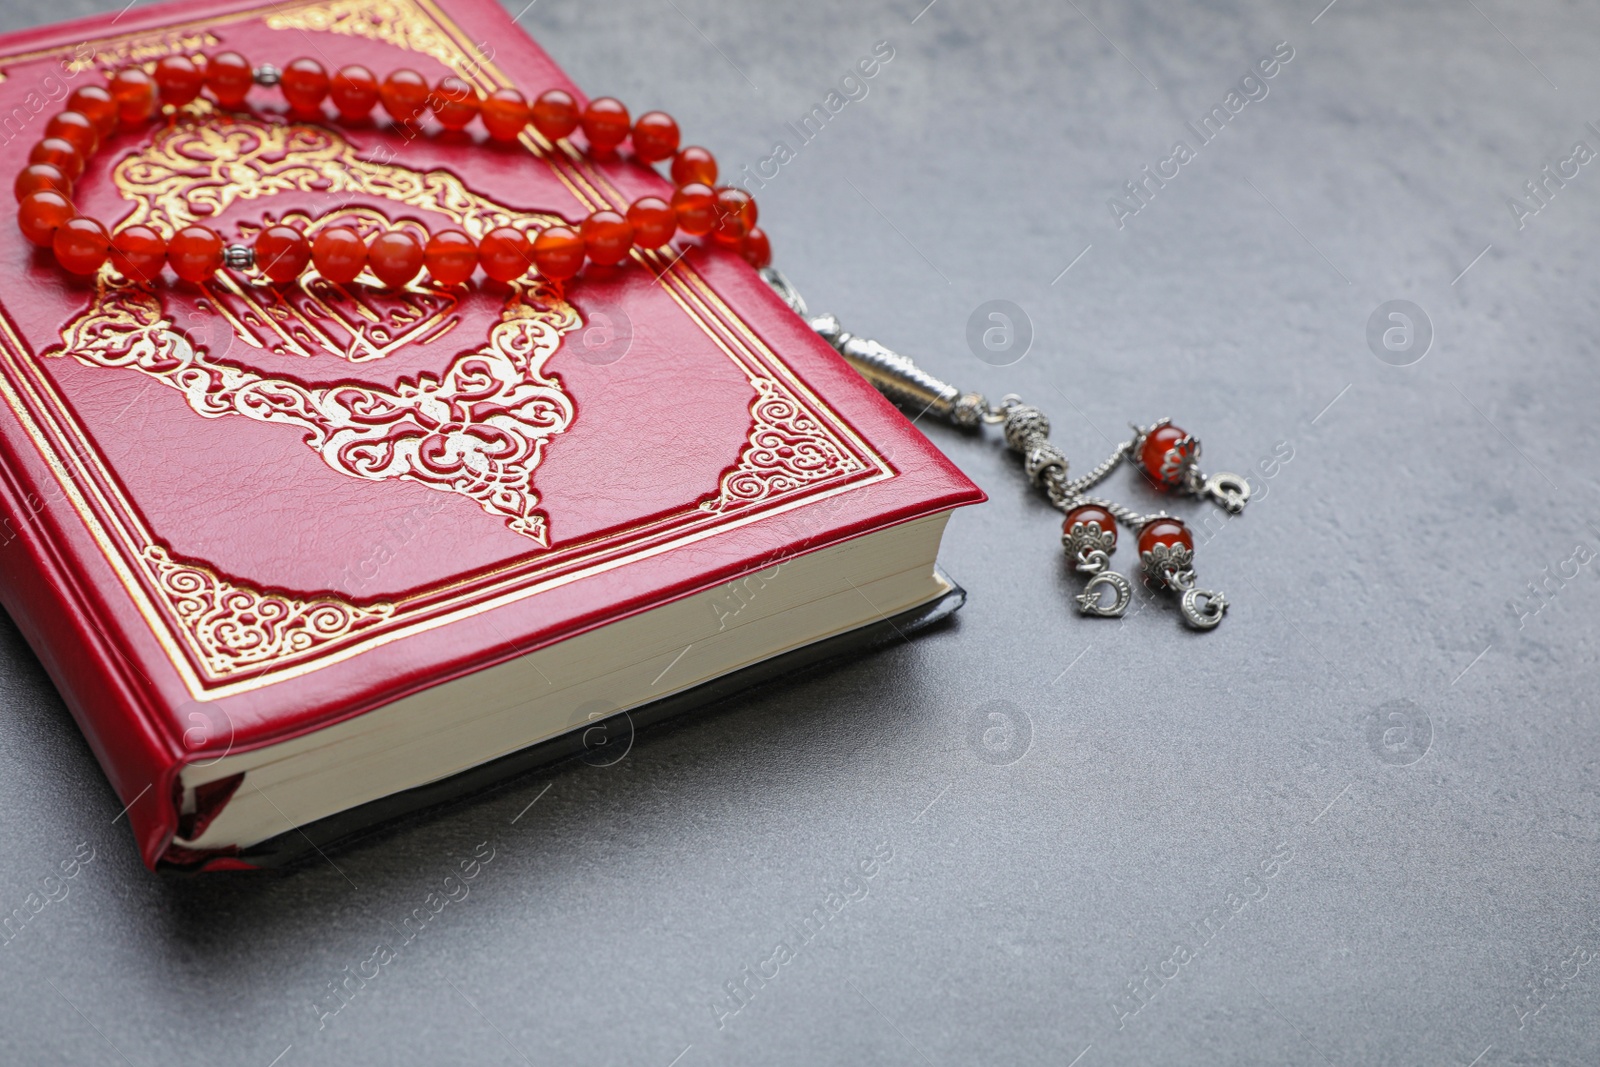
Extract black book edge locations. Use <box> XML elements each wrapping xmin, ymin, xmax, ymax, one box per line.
<box><xmin>163</xmin><ymin>571</ymin><xmax>966</xmax><ymax>872</ymax></box>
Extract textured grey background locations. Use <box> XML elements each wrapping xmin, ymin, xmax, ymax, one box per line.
<box><xmin>2</xmin><ymin>0</ymin><xmax>1598</xmax><ymax>1064</ymax></box>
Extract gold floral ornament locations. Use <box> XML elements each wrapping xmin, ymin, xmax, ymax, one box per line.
<box><xmin>263</xmin><ymin>0</ymin><xmax>463</xmax><ymax>71</ymax></box>
<box><xmin>142</xmin><ymin>545</ymin><xmax>395</xmax><ymax>676</ymax></box>
<box><xmin>50</xmin><ymin>113</ymin><xmax>583</xmax><ymax>547</ymax></box>
<box><xmin>700</xmin><ymin>380</ymin><xmax>855</xmax><ymax>513</ymax></box>
<box><xmin>52</xmin><ymin>279</ymin><xmax>577</xmax><ymax>546</ymax></box>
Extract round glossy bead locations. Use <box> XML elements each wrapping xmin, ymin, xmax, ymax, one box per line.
<box><xmin>581</xmin><ymin>210</ymin><xmax>633</xmax><ymax>266</ymax></box>
<box><xmin>670</xmin><ymin>146</ymin><xmax>717</xmax><ymax>187</ymax></box>
<box><xmin>167</xmin><ymin>225</ymin><xmax>225</xmax><ymax>283</ymax></box>
<box><xmin>330</xmin><ymin>65</ymin><xmax>380</xmax><ymax>121</ymax></box>
<box><xmin>1063</xmin><ymin>505</ymin><xmax>1118</xmax><ymax>551</ymax></box>
<box><xmin>710</xmin><ymin>187</ymin><xmax>756</xmax><ymax>245</ymax></box>
<box><xmin>580</xmin><ymin>96</ymin><xmax>629</xmax><ymax>154</ymax></box>
<box><xmin>1137</xmin><ymin>517</ymin><xmax>1194</xmax><ymax>557</ymax></box>
<box><xmin>478</xmin><ymin>226</ymin><xmax>533</xmax><ymax>282</ymax></box>
<box><xmin>17</xmin><ymin>190</ymin><xmax>73</xmax><ymax>247</ymax></box>
<box><xmin>14</xmin><ymin>163</ymin><xmax>71</xmax><ymax>203</ymax></box>
<box><xmin>379</xmin><ymin>69</ymin><xmax>429</xmax><ymax>124</ymax></box>
<box><xmin>110</xmin><ymin>225</ymin><xmax>168</xmax><ymax>283</ymax></box>
<box><xmin>430</xmin><ymin>75</ymin><xmax>479</xmax><ymax>131</ymax></box>
<box><xmin>626</xmin><ymin>196</ymin><xmax>677</xmax><ymax>249</ymax></box>
<box><xmin>44</xmin><ymin>111</ymin><xmax>98</xmax><ymax>157</ymax></box>
<box><xmin>255</xmin><ymin>225</ymin><xmax>312</xmax><ymax>283</ymax></box>
<box><xmin>153</xmin><ymin>54</ymin><xmax>204</xmax><ymax>106</ymax></box>
<box><xmin>672</xmin><ymin>182</ymin><xmax>717</xmax><ymax>236</ymax></box>
<box><xmin>29</xmin><ymin>138</ymin><xmax>83</xmax><ymax>181</ymax></box>
<box><xmin>367</xmin><ymin>230</ymin><xmax>424</xmax><ymax>287</ymax></box>
<box><xmin>52</xmin><ymin>217</ymin><xmax>110</xmax><ymax>275</ymax></box>
<box><xmin>311</xmin><ymin>226</ymin><xmax>367</xmax><ymax>284</ymax></box>
<box><xmin>531</xmin><ymin>225</ymin><xmax>585</xmax><ymax>281</ymax></box>
<box><xmin>481</xmin><ymin>88</ymin><xmax>531</xmax><ymax>141</ymax></box>
<box><xmin>281</xmin><ymin>58</ymin><xmax>330</xmax><ymax>113</ymax></box>
<box><xmin>530</xmin><ymin>89</ymin><xmax>579</xmax><ymax>140</ymax></box>
<box><xmin>740</xmin><ymin>227</ymin><xmax>772</xmax><ymax>269</ymax></box>
<box><xmin>66</xmin><ymin>86</ymin><xmax>118</xmax><ymax>137</ymax></box>
<box><xmin>1139</xmin><ymin>424</ymin><xmax>1193</xmax><ymax>488</ymax></box>
<box><xmin>424</xmin><ymin>229</ymin><xmax>478</xmax><ymax>286</ymax></box>
<box><xmin>206</xmin><ymin>51</ymin><xmax>255</xmax><ymax>109</ymax></box>
<box><xmin>631</xmin><ymin>110</ymin><xmax>680</xmax><ymax>163</ymax></box>
<box><xmin>110</xmin><ymin>68</ymin><xmax>157</xmax><ymax>124</ymax></box>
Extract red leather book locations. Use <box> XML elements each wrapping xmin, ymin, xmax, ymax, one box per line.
<box><xmin>0</xmin><ymin>0</ymin><xmax>982</xmax><ymax>870</ymax></box>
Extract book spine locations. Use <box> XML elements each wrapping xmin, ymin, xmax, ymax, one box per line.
<box><xmin>0</xmin><ymin>427</ymin><xmax>180</xmax><ymax>870</ymax></box>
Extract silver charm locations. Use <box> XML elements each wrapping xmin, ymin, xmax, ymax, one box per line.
<box><xmin>1139</xmin><ymin>531</ymin><xmax>1227</xmax><ymax>630</ymax></box>
<box><xmin>1062</xmin><ymin>517</ymin><xmax>1130</xmax><ymax>618</ymax></box>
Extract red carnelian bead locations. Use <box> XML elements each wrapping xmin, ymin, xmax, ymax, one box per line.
<box><xmin>110</xmin><ymin>225</ymin><xmax>167</xmax><ymax>283</ymax></box>
<box><xmin>430</xmin><ymin>75</ymin><xmax>479</xmax><ymax>131</ymax></box>
<box><xmin>14</xmin><ymin>163</ymin><xmax>71</xmax><ymax>203</ymax></box>
<box><xmin>66</xmin><ymin>86</ymin><xmax>118</xmax><ymax>137</ymax></box>
<box><xmin>206</xmin><ymin>51</ymin><xmax>255</xmax><ymax>109</ymax></box>
<box><xmin>1139</xmin><ymin>424</ymin><xmax>1193</xmax><ymax>488</ymax></box>
<box><xmin>30</xmin><ymin>138</ymin><xmax>83</xmax><ymax>181</ymax></box>
<box><xmin>671</xmin><ymin>182</ymin><xmax>717</xmax><ymax>236</ymax></box>
<box><xmin>580</xmin><ymin>96</ymin><xmax>629</xmax><ymax>153</ymax></box>
<box><xmin>330</xmin><ymin>65</ymin><xmax>380</xmax><ymax>121</ymax></box>
<box><xmin>109</xmin><ymin>68</ymin><xmax>157</xmax><ymax>125</ymax></box>
<box><xmin>670</xmin><ymin>146</ymin><xmax>717</xmax><ymax>187</ymax></box>
<box><xmin>581</xmin><ymin>210</ymin><xmax>633</xmax><ymax>266</ymax></box>
<box><xmin>631</xmin><ymin>110</ymin><xmax>679</xmax><ymax>163</ymax></box>
<box><xmin>379</xmin><ymin>69</ymin><xmax>429</xmax><ymax>124</ymax></box>
<box><xmin>1137</xmin><ymin>517</ymin><xmax>1194</xmax><ymax>557</ymax></box>
<box><xmin>627</xmin><ymin>196</ymin><xmax>676</xmax><ymax>248</ymax></box>
<box><xmin>18</xmin><ymin>190</ymin><xmax>74</xmax><ymax>247</ymax></box>
<box><xmin>531</xmin><ymin>225</ymin><xmax>585</xmax><ymax>281</ymax></box>
<box><xmin>282</xmin><ymin>58</ymin><xmax>330</xmax><ymax>113</ymax></box>
<box><xmin>1063</xmin><ymin>505</ymin><xmax>1119</xmax><ymax>550</ymax></box>
<box><xmin>710</xmin><ymin>187</ymin><xmax>756</xmax><ymax>245</ymax></box>
<box><xmin>52</xmin><ymin>216</ymin><xmax>110</xmax><ymax>275</ymax></box>
<box><xmin>480</xmin><ymin>88</ymin><xmax>531</xmax><ymax>141</ymax></box>
<box><xmin>740</xmin><ymin>227</ymin><xmax>772</xmax><ymax>269</ymax></box>
<box><xmin>44</xmin><ymin>112</ymin><xmax>98</xmax><ymax>158</ymax></box>
<box><xmin>154</xmin><ymin>55</ymin><xmax>204</xmax><ymax>106</ymax></box>
<box><xmin>424</xmin><ymin>229</ymin><xmax>478</xmax><ymax>286</ymax></box>
<box><xmin>530</xmin><ymin>89</ymin><xmax>579</xmax><ymax>140</ymax></box>
<box><xmin>311</xmin><ymin>226</ymin><xmax>367</xmax><ymax>284</ymax></box>
<box><xmin>478</xmin><ymin>226</ymin><xmax>533</xmax><ymax>282</ymax></box>
<box><xmin>167</xmin><ymin>225</ymin><xmax>224</xmax><ymax>282</ymax></box>
<box><xmin>367</xmin><ymin>231</ymin><xmax>424</xmax><ymax>287</ymax></box>
<box><xmin>255</xmin><ymin>225</ymin><xmax>312</xmax><ymax>284</ymax></box>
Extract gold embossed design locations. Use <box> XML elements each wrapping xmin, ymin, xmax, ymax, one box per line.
<box><xmin>112</xmin><ymin>117</ymin><xmax>561</xmax><ymax>240</ymax></box>
<box><xmin>264</xmin><ymin>0</ymin><xmax>464</xmax><ymax>69</ymax></box>
<box><xmin>51</xmin><ymin>280</ymin><xmax>579</xmax><ymax>547</ymax></box>
<box><xmin>142</xmin><ymin>545</ymin><xmax>394</xmax><ymax>676</ymax></box>
<box><xmin>62</xmin><ymin>31</ymin><xmax>222</xmax><ymax>76</ymax></box>
<box><xmin>701</xmin><ymin>380</ymin><xmax>859</xmax><ymax>513</ymax></box>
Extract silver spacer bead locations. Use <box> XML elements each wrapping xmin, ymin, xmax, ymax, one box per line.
<box><xmin>253</xmin><ymin>64</ymin><xmax>282</xmax><ymax>87</ymax></box>
<box><xmin>950</xmin><ymin>392</ymin><xmax>988</xmax><ymax>428</ymax></box>
<box><xmin>1001</xmin><ymin>404</ymin><xmax>1050</xmax><ymax>452</ymax></box>
<box><xmin>222</xmin><ymin>245</ymin><xmax>254</xmax><ymax>270</ymax></box>
<box><xmin>1023</xmin><ymin>441</ymin><xmax>1068</xmax><ymax>487</ymax></box>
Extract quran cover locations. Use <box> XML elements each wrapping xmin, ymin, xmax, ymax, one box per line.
<box><xmin>0</xmin><ymin>0</ymin><xmax>983</xmax><ymax>870</ymax></box>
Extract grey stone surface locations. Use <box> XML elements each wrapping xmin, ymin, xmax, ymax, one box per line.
<box><xmin>2</xmin><ymin>0</ymin><xmax>1598</xmax><ymax>1064</ymax></box>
